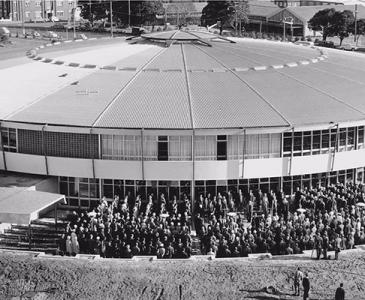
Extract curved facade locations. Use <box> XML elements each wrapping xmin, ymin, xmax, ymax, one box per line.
<box><xmin>2</xmin><ymin>31</ymin><xmax>365</xmax><ymax>207</ymax></box>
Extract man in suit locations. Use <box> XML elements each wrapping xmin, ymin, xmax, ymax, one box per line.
<box><xmin>302</xmin><ymin>273</ymin><xmax>310</xmax><ymax>300</ymax></box>
<box><xmin>335</xmin><ymin>283</ymin><xmax>345</xmax><ymax>300</ymax></box>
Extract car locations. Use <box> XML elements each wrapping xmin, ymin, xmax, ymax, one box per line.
<box><xmin>0</xmin><ymin>26</ymin><xmax>10</xmax><ymax>41</ymax></box>
<box><xmin>50</xmin><ymin>23</ymin><xmax>66</xmax><ymax>30</ymax></box>
<box><xmin>314</xmin><ymin>40</ymin><xmax>335</xmax><ymax>48</ymax></box>
<box><xmin>294</xmin><ymin>41</ymin><xmax>314</xmax><ymax>47</ymax></box>
<box><xmin>32</xmin><ymin>31</ymin><xmax>41</xmax><ymax>38</ymax></box>
<box><xmin>43</xmin><ymin>31</ymin><xmax>59</xmax><ymax>40</ymax></box>
<box><xmin>338</xmin><ymin>43</ymin><xmax>356</xmax><ymax>51</ymax></box>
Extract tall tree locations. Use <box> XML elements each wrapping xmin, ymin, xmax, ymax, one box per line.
<box><xmin>231</xmin><ymin>0</ymin><xmax>249</xmax><ymax>35</ymax></box>
<box><xmin>308</xmin><ymin>8</ymin><xmax>336</xmax><ymax>41</ymax></box>
<box><xmin>201</xmin><ymin>1</ymin><xmax>234</xmax><ymax>28</ymax></box>
<box><xmin>330</xmin><ymin>10</ymin><xmax>355</xmax><ymax>46</ymax></box>
<box><xmin>79</xmin><ymin>0</ymin><xmax>164</xmax><ymax>27</ymax></box>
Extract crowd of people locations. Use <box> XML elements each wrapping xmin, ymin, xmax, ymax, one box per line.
<box><xmin>58</xmin><ymin>181</ymin><xmax>365</xmax><ymax>260</ymax></box>
<box><xmin>195</xmin><ymin>182</ymin><xmax>365</xmax><ymax>258</ymax></box>
<box><xmin>58</xmin><ymin>193</ymin><xmax>193</xmax><ymax>259</ymax></box>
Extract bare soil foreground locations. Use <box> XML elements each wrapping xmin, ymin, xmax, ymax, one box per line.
<box><xmin>1</xmin><ymin>250</ymin><xmax>365</xmax><ymax>300</ymax></box>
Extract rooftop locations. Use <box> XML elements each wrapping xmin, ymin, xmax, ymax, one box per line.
<box><xmin>1</xmin><ymin>31</ymin><xmax>365</xmax><ymax>130</ymax></box>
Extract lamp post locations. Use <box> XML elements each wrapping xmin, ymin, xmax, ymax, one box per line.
<box><xmin>354</xmin><ymin>4</ymin><xmax>358</xmax><ymax>44</ymax></box>
<box><xmin>110</xmin><ymin>0</ymin><xmax>113</xmax><ymax>38</ymax></box>
<box><xmin>283</xmin><ymin>17</ymin><xmax>293</xmax><ymax>41</ymax></box>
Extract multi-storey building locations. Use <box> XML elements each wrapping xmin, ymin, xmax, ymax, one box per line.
<box><xmin>6</xmin><ymin>0</ymin><xmax>77</xmax><ymax>22</ymax></box>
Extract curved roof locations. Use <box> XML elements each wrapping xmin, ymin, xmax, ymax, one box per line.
<box><xmin>1</xmin><ymin>30</ymin><xmax>365</xmax><ymax>130</ymax></box>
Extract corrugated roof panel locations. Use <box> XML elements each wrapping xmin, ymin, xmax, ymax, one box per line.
<box><xmin>189</xmin><ymin>71</ymin><xmax>288</xmax><ymax>128</ymax></box>
<box><xmin>237</xmin><ymin>70</ymin><xmax>365</xmax><ymax>126</ymax></box>
<box><xmin>0</xmin><ymin>62</ymin><xmax>93</xmax><ymax>120</ymax></box>
<box><xmin>183</xmin><ymin>44</ymin><xmax>222</xmax><ymax>70</ymax></box>
<box><xmin>283</xmin><ymin>63</ymin><xmax>365</xmax><ymax>114</ymax></box>
<box><xmin>212</xmin><ymin>41</ymin><xmax>319</xmax><ymax>67</ymax></box>
<box><xmin>148</xmin><ymin>44</ymin><xmax>184</xmax><ymax>70</ymax></box>
<box><xmin>113</xmin><ymin>45</ymin><xmax>162</xmax><ymax>70</ymax></box>
<box><xmin>10</xmin><ymin>71</ymin><xmax>136</xmax><ymax>126</ymax></box>
<box><xmin>46</xmin><ymin>43</ymin><xmax>155</xmax><ymax>68</ymax></box>
<box><xmin>95</xmin><ymin>71</ymin><xmax>192</xmax><ymax>129</ymax></box>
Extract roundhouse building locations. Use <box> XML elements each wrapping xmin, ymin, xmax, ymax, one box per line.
<box><xmin>1</xmin><ymin>31</ymin><xmax>365</xmax><ymax>208</ymax></box>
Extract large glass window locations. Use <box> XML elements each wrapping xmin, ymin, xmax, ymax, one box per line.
<box><xmin>358</xmin><ymin>126</ymin><xmax>364</xmax><ymax>149</ymax></box>
<box><xmin>168</xmin><ymin>136</ymin><xmax>192</xmax><ymax>161</ymax></box>
<box><xmin>102</xmin><ymin>134</ymin><xmax>141</xmax><ymax>160</ymax></box>
<box><xmin>283</xmin><ymin>132</ymin><xmax>292</xmax><ymax>157</ymax></box>
<box><xmin>281</xmin><ymin>126</ymin><xmax>363</xmax><ymax>157</ymax></box>
<box><xmin>217</xmin><ymin>135</ymin><xmax>227</xmax><ymax>160</ymax></box>
<box><xmin>0</xmin><ymin>128</ymin><xmax>17</xmax><ymax>152</ymax></box>
<box><xmin>195</xmin><ymin>136</ymin><xmax>216</xmax><ymax>160</ymax></box>
<box><xmin>158</xmin><ymin>136</ymin><xmax>168</xmax><ymax>161</ymax></box>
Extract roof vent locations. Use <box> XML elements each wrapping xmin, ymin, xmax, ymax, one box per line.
<box><xmin>70</xmin><ymin>81</ymin><xmax>79</xmax><ymax>86</ymax></box>
<box><xmin>59</xmin><ymin>73</ymin><xmax>68</xmax><ymax>77</ymax></box>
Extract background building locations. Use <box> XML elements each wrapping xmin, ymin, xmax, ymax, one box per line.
<box><xmin>5</xmin><ymin>0</ymin><xmax>78</xmax><ymax>22</ymax></box>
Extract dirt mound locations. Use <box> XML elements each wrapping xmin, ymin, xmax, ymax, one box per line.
<box><xmin>1</xmin><ymin>250</ymin><xmax>365</xmax><ymax>299</ymax></box>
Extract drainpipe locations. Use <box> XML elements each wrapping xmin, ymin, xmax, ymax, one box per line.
<box><xmin>42</xmin><ymin>124</ymin><xmax>49</xmax><ymax>175</ymax></box>
<box><xmin>0</xmin><ymin>122</ymin><xmax>7</xmax><ymax>171</ymax></box>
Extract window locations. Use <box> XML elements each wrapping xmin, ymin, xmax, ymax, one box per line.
<box><xmin>101</xmin><ymin>135</ymin><xmax>141</xmax><ymax>160</ymax></box>
<box><xmin>217</xmin><ymin>135</ymin><xmax>227</xmax><ymax>160</ymax></box>
<box><xmin>245</xmin><ymin>134</ymin><xmax>260</xmax><ymax>159</ymax></box>
<box><xmin>25</xmin><ymin>1</ymin><xmax>30</xmax><ymax>7</ymax></box>
<box><xmin>321</xmin><ymin>130</ymin><xmax>329</xmax><ymax>154</ymax></box>
<box><xmin>293</xmin><ymin>132</ymin><xmax>302</xmax><ymax>155</ymax></box>
<box><xmin>347</xmin><ymin>127</ymin><xmax>355</xmax><ymax>151</ymax></box>
<box><xmin>195</xmin><ymin>136</ymin><xmax>216</xmax><ymax>160</ymax></box>
<box><xmin>57</xmin><ymin>0</ymin><xmax>63</xmax><ymax>7</ymax></box>
<box><xmin>1</xmin><ymin>128</ymin><xmax>17</xmax><ymax>152</ymax></box>
<box><xmin>68</xmin><ymin>0</ymin><xmax>74</xmax><ymax>6</ymax></box>
<box><xmin>283</xmin><ymin>132</ymin><xmax>292</xmax><ymax>156</ymax></box>
<box><xmin>358</xmin><ymin>126</ymin><xmax>364</xmax><ymax>149</ymax></box>
<box><xmin>228</xmin><ymin>135</ymin><xmax>239</xmax><ymax>160</ymax></box>
<box><xmin>35</xmin><ymin>1</ymin><xmax>41</xmax><ymax>6</ymax></box>
<box><xmin>339</xmin><ymin>128</ymin><xmax>347</xmax><ymax>151</ymax></box>
<box><xmin>168</xmin><ymin>136</ymin><xmax>192</xmax><ymax>161</ymax></box>
<box><xmin>25</xmin><ymin>11</ymin><xmax>30</xmax><ymax>18</ymax></box>
<box><xmin>158</xmin><ymin>136</ymin><xmax>168</xmax><ymax>161</ymax></box>
<box><xmin>312</xmin><ymin>131</ymin><xmax>321</xmax><ymax>154</ymax></box>
<box><xmin>56</xmin><ymin>11</ymin><xmax>64</xmax><ymax>17</ymax></box>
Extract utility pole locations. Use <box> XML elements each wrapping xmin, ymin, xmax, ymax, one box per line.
<box><xmin>21</xmin><ymin>0</ymin><xmax>25</xmax><ymax>36</ymax></box>
<box><xmin>354</xmin><ymin>4</ymin><xmax>358</xmax><ymax>43</ymax></box>
<box><xmin>73</xmin><ymin>0</ymin><xmax>76</xmax><ymax>39</ymax></box>
<box><xmin>110</xmin><ymin>0</ymin><xmax>113</xmax><ymax>38</ymax></box>
<box><xmin>128</xmin><ymin>0</ymin><xmax>131</xmax><ymax>28</ymax></box>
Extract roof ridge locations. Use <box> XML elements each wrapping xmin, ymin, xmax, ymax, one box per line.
<box><xmin>91</xmin><ymin>47</ymin><xmax>168</xmax><ymax>127</ymax></box>
<box><xmin>275</xmin><ymin>68</ymin><xmax>365</xmax><ymax>117</ymax></box>
<box><xmin>192</xmin><ymin>44</ymin><xmax>292</xmax><ymax>127</ymax></box>
<box><xmin>181</xmin><ymin>44</ymin><xmax>195</xmax><ymax>129</ymax></box>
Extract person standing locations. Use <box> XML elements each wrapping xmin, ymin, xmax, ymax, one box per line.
<box><xmin>294</xmin><ymin>267</ymin><xmax>304</xmax><ymax>296</ymax></box>
<box><xmin>335</xmin><ymin>233</ymin><xmax>342</xmax><ymax>260</ymax></box>
<box><xmin>335</xmin><ymin>283</ymin><xmax>345</xmax><ymax>300</ymax></box>
<box><xmin>302</xmin><ymin>273</ymin><xmax>310</xmax><ymax>300</ymax></box>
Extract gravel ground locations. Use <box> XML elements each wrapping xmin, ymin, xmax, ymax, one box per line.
<box><xmin>0</xmin><ymin>250</ymin><xmax>365</xmax><ymax>300</ymax></box>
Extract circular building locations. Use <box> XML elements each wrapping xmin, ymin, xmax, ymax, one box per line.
<box><xmin>1</xmin><ymin>30</ymin><xmax>365</xmax><ymax>208</ymax></box>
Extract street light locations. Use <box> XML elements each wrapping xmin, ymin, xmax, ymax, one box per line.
<box><xmin>282</xmin><ymin>16</ymin><xmax>293</xmax><ymax>41</ymax></box>
<box><xmin>354</xmin><ymin>4</ymin><xmax>358</xmax><ymax>44</ymax></box>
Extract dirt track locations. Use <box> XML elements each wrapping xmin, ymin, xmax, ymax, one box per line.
<box><xmin>0</xmin><ymin>250</ymin><xmax>365</xmax><ymax>300</ymax></box>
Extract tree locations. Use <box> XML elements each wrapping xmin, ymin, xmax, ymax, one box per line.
<box><xmin>330</xmin><ymin>10</ymin><xmax>355</xmax><ymax>46</ymax></box>
<box><xmin>165</xmin><ymin>2</ymin><xmax>196</xmax><ymax>26</ymax></box>
<box><xmin>79</xmin><ymin>0</ymin><xmax>164</xmax><ymax>27</ymax></box>
<box><xmin>308</xmin><ymin>8</ymin><xmax>336</xmax><ymax>41</ymax></box>
<box><xmin>231</xmin><ymin>0</ymin><xmax>249</xmax><ymax>36</ymax></box>
<box><xmin>201</xmin><ymin>1</ymin><xmax>235</xmax><ymax>31</ymax></box>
